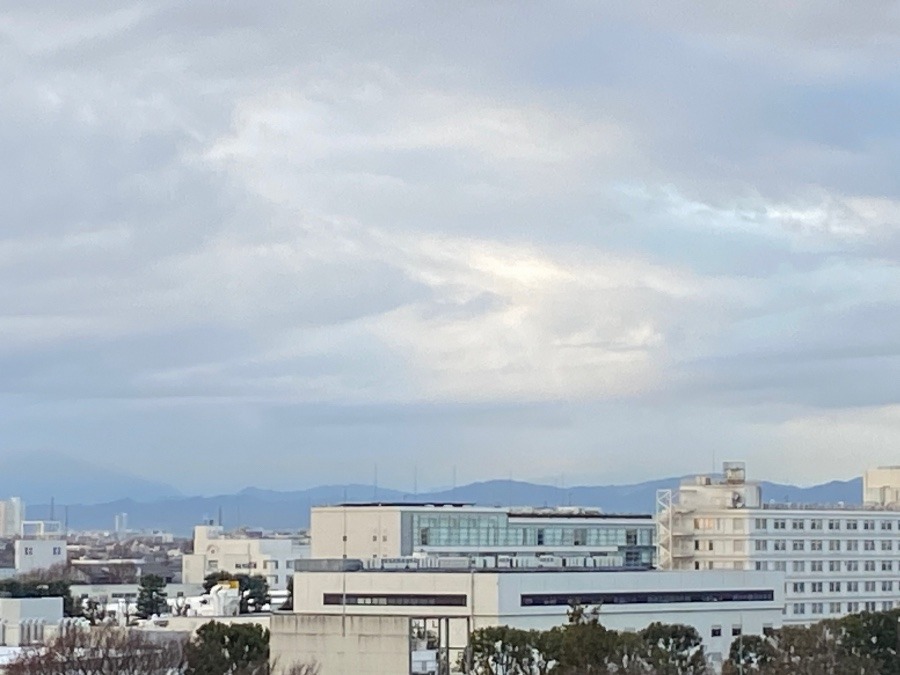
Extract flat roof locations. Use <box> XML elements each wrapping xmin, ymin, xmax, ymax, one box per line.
<box><xmin>335</xmin><ymin>502</ymin><xmax>475</xmax><ymax>508</ymax></box>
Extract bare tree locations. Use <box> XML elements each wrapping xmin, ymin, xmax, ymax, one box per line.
<box><xmin>6</xmin><ymin>624</ymin><xmax>185</xmax><ymax>675</ymax></box>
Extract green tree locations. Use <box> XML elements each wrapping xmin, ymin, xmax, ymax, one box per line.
<box><xmin>722</xmin><ymin>634</ymin><xmax>777</xmax><ymax>673</ymax></box>
<box><xmin>136</xmin><ymin>574</ymin><xmax>168</xmax><ymax>619</ymax></box>
<box><xmin>464</xmin><ymin>625</ymin><xmax>551</xmax><ymax>674</ymax></box>
<box><xmin>185</xmin><ymin>621</ymin><xmax>270</xmax><ymax>675</ymax></box>
<box><xmin>639</xmin><ymin>622</ymin><xmax>707</xmax><ymax>674</ymax></box>
<box><xmin>237</xmin><ymin>575</ymin><xmax>270</xmax><ymax>614</ymax></box>
<box><xmin>204</xmin><ymin>571</ymin><xmax>237</xmax><ymax>593</ymax></box>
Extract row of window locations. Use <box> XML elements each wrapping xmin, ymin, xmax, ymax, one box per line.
<box><xmin>754</xmin><ymin>539</ymin><xmax>895</xmax><ymax>552</ymax></box>
<box><xmin>415</xmin><ymin>524</ymin><xmax>651</xmax><ymax>548</ymax></box>
<box><xmin>753</xmin><ymin>559</ymin><xmax>896</xmax><ymax>572</ymax></box>
<box><xmin>792</xmin><ymin>601</ymin><xmax>894</xmax><ymax>615</ymax></box>
<box><xmin>757</xmin><ymin>518</ymin><xmax>892</xmax><ymax>531</ymax></box>
<box><xmin>791</xmin><ymin>580</ymin><xmax>896</xmax><ymax>593</ymax></box>
<box><xmin>520</xmin><ymin>590</ymin><xmax>775</xmax><ymax>607</ymax></box>
<box><xmin>323</xmin><ymin>593</ymin><xmax>467</xmax><ymax>607</ymax></box>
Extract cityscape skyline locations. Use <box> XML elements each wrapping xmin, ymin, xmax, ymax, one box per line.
<box><xmin>3</xmin><ymin>2</ymin><xmax>900</xmax><ymax>493</ymax></box>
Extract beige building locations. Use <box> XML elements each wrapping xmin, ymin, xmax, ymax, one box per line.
<box><xmin>311</xmin><ymin>503</ymin><xmax>655</xmax><ymax>568</ymax></box>
<box><xmin>182</xmin><ymin>525</ymin><xmax>309</xmax><ymax>590</ymax></box>
<box><xmin>863</xmin><ymin>466</ymin><xmax>900</xmax><ymax>506</ymax></box>
<box><xmin>657</xmin><ymin>462</ymin><xmax>900</xmax><ymax>624</ymax></box>
<box><xmin>271</xmin><ymin>566</ymin><xmax>784</xmax><ymax>674</ymax></box>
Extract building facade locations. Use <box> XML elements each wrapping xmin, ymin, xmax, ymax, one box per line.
<box><xmin>310</xmin><ymin>503</ymin><xmax>655</xmax><ymax>568</ymax></box>
<box><xmin>14</xmin><ymin>540</ymin><xmax>66</xmax><ymax>575</ymax></box>
<box><xmin>273</xmin><ymin>566</ymin><xmax>784</xmax><ymax>674</ymax></box>
<box><xmin>182</xmin><ymin>525</ymin><xmax>309</xmax><ymax>590</ymax></box>
<box><xmin>658</xmin><ymin>462</ymin><xmax>900</xmax><ymax>624</ymax></box>
<box><xmin>0</xmin><ymin>498</ymin><xmax>24</xmax><ymax>538</ymax></box>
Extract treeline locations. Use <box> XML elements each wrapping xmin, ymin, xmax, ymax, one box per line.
<box><xmin>465</xmin><ymin>606</ymin><xmax>900</xmax><ymax>674</ymax></box>
<box><xmin>7</xmin><ymin>620</ymin><xmax>317</xmax><ymax>675</ymax></box>
<box><xmin>722</xmin><ymin>607</ymin><xmax>900</xmax><ymax>675</ymax></box>
<box><xmin>463</xmin><ymin>606</ymin><xmax>708</xmax><ymax>674</ymax></box>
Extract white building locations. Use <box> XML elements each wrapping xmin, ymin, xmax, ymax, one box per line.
<box><xmin>657</xmin><ymin>462</ymin><xmax>900</xmax><ymax>625</ymax></box>
<box><xmin>0</xmin><ymin>499</ymin><xmax>24</xmax><ymax>539</ymax></box>
<box><xmin>311</xmin><ymin>503</ymin><xmax>655</xmax><ymax>568</ymax></box>
<box><xmin>272</xmin><ymin>565</ymin><xmax>784</xmax><ymax>674</ymax></box>
<box><xmin>14</xmin><ymin>540</ymin><xmax>66</xmax><ymax>575</ymax></box>
<box><xmin>182</xmin><ymin>525</ymin><xmax>309</xmax><ymax>590</ymax></box>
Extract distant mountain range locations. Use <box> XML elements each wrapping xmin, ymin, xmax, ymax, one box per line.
<box><xmin>21</xmin><ymin>473</ymin><xmax>863</xmax><ymax>536</ymax></box>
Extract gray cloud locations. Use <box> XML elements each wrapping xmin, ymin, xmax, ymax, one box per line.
<box><xmin>2</xmin><ymin>2</ymin><xmax>900</xmax><ymax>493</ymax></box>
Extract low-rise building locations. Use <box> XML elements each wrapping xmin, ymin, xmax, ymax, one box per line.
<box><xmin>311</xmin><ymin>503</ymin><xmax>655</xmax><ymax>568</ymax></box>
<box><xmin>182</xmin><ymin>525</ymin><xmax>309</xmax><ymax>590</ymax></box>
<box><xmin>272</xmin><ymin>564</ymin><xmax>784</xmax><ymax>674</ymax></box>
<box><xmin>14</xmin><ymin>539</ymin><xmax>66</xmax><ymax>575</ymax></box>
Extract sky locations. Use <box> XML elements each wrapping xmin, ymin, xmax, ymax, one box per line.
<box><xmin>2</xmin><ymin>1</ymin><xmax>900</xmax><ymax>495</ymax></box>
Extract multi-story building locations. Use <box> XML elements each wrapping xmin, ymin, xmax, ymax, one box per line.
<box><xmin>310</xmin><ymin>503</ymin><xmax>655</xmax><ymax>568</ymax></box>
<box><xmin>272</xmin><ymin>563</ymin><xmax>784</xmax><ymax>674</ymax></box>
<box><xmin>0</xmin><ymin>498</ymin><xmax>24</xmax><ymax>538</ymax></box>
<box><xmin>657</xmin><ymin>462</ymin><xmax>900</xmax><ymax>624</ymax></box>
<box><xmin>14</xmin><ymin>539</ymin><xmax>66</xmax><ymax>575</ymax></box>
<box><xmin>182</xmin><ymin>525</ymin><xmax>309</xmax><ymax>590</ymax></box>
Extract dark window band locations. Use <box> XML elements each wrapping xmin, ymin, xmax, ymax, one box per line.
<box><xmin>521</xmin><ymin>590</ymin><xmax>774</xmax><ymax>607</ymax></box>
<box><xmin>324</xmin><ymin>593</ymin><xmax>467</xmax><ymax>607</ymax></box>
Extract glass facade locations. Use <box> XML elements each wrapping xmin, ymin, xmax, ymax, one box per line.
<box><xmin>408</xmin><ymin>511</ymin><xmax>654</xmax><ymax>567</ymax></box>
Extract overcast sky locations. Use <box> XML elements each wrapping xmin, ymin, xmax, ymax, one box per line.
<box><xmin>2</xmin><ymin>1</ymin><xmax>900</xmax><ymax>495</ymax></box>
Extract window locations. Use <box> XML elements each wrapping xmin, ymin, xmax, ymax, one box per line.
<box><xmin>24</xmin><ymin>547</ymin><xmax>32</xmax><ymax>556</ymax></box>
<box><xmin>732</xmin><ymin>626</ymin><xmax>742</xmax><ymax>637</ymax></box>
<box><xmin>773</xmin><ymin>561</ymin><xmax>787</xmax><ymax>571</ymax></box>
<box><xmin>810</xmin><ymin>519</ymin><xmax>823</xmax><ymax>530</ymax></box>
<box><xmin>829</xmin><ymin>582</ymin><xmax>841</xmax><ymax>592</ymax></box>
<box><xmin>848</xmin><ymin>602</ymin><xmax>859</xmax><ymax>612</ymax></box>
<box><xmin>626</xmin><ymin>529</ymin><xmax>638</xmax><ymax>546</ymax></box>
<box><xmin>208</xmin><ymin>560</ymin><xmax>218</xmax><ymax>571</ymax></box>
<box><xmin>792</xmin><ymin>519</ymin><xmax>805</xmax><ymax>530</ymax></box>
<box><xmin>884</xmin><ymin>561</ymin><xmax>894</xmax><ymax>572</ymax></box>
<box><xmin>865</xmin><ymin>602</ymin><xmax>877</xmax><ymax>612</ymax></box>
<box><xmin>519</xmin><ymin>590</ymin><xmax>775</xmax><ymax>607</ymax></box>
<box><xmin>829</xmin><ymin>560</ymin><xmax>841</xmax><ymax>572</ymax></box>
<box><xmin>828</xmin><ymin>519</ymin><xmax>841</xmax><ymax>531</ymax></box>
<box><xmin>793</xmin><ymin>603</ymin><xmax>806</xmax><ymax>615</ymax></box>
<box><xmin>755</xmin><ymin>540</ymin><xmax>768</xmax><ymax>551</ymax></box>
<box><xmin>883</xmin><ymin>581</ymin><xmax>893</xmax><ymax>592</ymax></box>
<box><xmin>812</xmin><ymin>603</ymin><xmax>824</xmax><ymax>614</ymax></box>
<box><xmin>811</xmin><ymin>582</ymin><xmax>823</xmax><ymax>593</ymax></box>
<box><xmin>865</xmin><ymin>581</ymin><xmax>876</xmax><ymax>592</ymax></box>
<box><xmin>325</xmin><ymin>593</ymin><xmax>467</xmax><ymax>607</ymax></box>
<box><xmin>846</xmin><ymin>520</ymin><xmax>858</xmax><ymax>530</ymax></box>
<box><xmin>846</xmin><ymin>540</ymin><xmax>859</xmax><ymax>551</ymax></box>
<box><xmin>573</xmin><ymin>528</ymin><xmax>587</xmax><ymax>546</ymax></box>
<box><xmin>846</xmin><ymin>561</ymin><xmax>859</xmax><ymax>572</ymax></box>
<box><xmin>792</xmin><ymin>582</ymin><xmax>806</xmax><ymax>593</ymax></box>
<box><xmin>711</xmin><ymin>626</ymin><xmax>722</xmax><ymax>637</ymax></box>
<box><xmin>882</xmin><ymin>540</ymin><xmax>893</xmax><ymax>551</ymax></box>
<box><xmin>811</xmin><ymin>561</ymin><xmax>823</xmax><ymax>572</ymax></box>
<box><xmin>863</xmin><ymin>520</ymin><xmax>875</xmax><ymax>531</ymax></box>
<box><xmin>755</xmin><ymin>561</ymin><xmax>768</xmax><ymax>571</ymax></box>
<box><xmin>847</xmin><ymin>581</ymin><xmax>859</xmax><ymax>592</ymax></box>
<box><xmin>755</xmin><ymin>518</ymin><xmax>768</xmax><ymax>530</ymax></box>
<box><xmin>774</xmin><ymin>519</ymin><xmax>786</xmax><ymax>530</ymax></box>
<box><xmin>829</xmin><ymin>602</ymin><xmax>841</xmax><ymax>613</ymax></box>
<box><xmin>810</xmin><ymin>540</ymin><xmax>823</xmax><ymax>551</ymax></box>
<box><xmin>864</xmin><ymin>540</ymin><xmax>875</xmax><ymax>551</ymax></box>
<box><xmin>708</xmin><ymin>541</ymin><xmax>714</xmax><ymax>551</ymax></box>
<box><xmin>881</xmin><ymin>520</ymin><xmax>893</xmax><ymax>531</ymax></box>
<box><xmin>536</xmin><ymin>529</ymin><xmax>544</xmax><ymax>546</ymax></box>
<box><xmin>864</xmin><ymin>561</ymin><xmax>876</xmax><ymax>572</ymax></box>
<box><xmin>884</xmin><ymin>601</ymin><xmax>894</xmax><ymax>611</ymax></box>
<box><xmin>733</xmin><ymin>540</ymin><xmax>745</xmax><ymax>553</ymax></box>
<box><xmin>420</xmin><ymin>528</ymin><xmax>430</xmax><ymax>546</ymax></box>
<box><xmin>792</xmin><ymin>540</ymin><xmax>805</xmax><ymax>551</ymax></box>
<box><xmin>52</xmin><ymin>547</ymin><xmax>61</xmax><ymax>555</ymax></box>
<box><xmin>774</xmin><ymin>540</ymin><xmax>786</xmax><ymax>551</ymax></box>
<box><xmin>792</xmin><ymin>561</ymin><xmax>806</xmax><ymax>572</ymax></box>
<box><xmin>829</xmin><ymin>540</ymin><xmax>841</xmax><ymax>551</ymax></box>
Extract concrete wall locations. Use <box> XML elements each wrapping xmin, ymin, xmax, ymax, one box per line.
<box><xmin>310</xmin><ymin>507</ymin><xmax>403</xmax><ymax>560</ymax></box>
<box><xmin>13</xmin><ymin>540</ymin><xmax>65</xmax><ymax>574</ymax></box>
<box><xmin>270</xmin><ymin>613</ymin><xmax>410</xmax><ymax>675</ymax></box>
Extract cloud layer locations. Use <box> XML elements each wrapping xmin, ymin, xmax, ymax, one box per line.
<box><xmin>2</xmin><ymin>1</ymin><xmax>900</xmax><ymax>493</ymax></box>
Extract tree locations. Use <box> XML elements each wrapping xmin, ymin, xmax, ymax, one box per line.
<box><xmin>238</xmin><ymin>575</ymin><xmax>270</xmax><ymax>614</ymax></box>
<box><xmin>464</xmin><ymin>625</ymin><xmax>552</xmax><ymax>674</ymax></box>
<box><xmin>0</xmin><ymin>577</ymin><xmax>77</xmax><ymax>617</ymax></box>
<box><xmin>639</xmin><ymin>622</ymin><xmax>707</xmax><ymax>674</ymax></box>
<box><xmin>722</xmin><ymin>634</ymin><xmax>777</xmax><ymax>674</ymax></box>
<box><xmin>136</xmin><ymin>573</ymin><xmax>168</xmax><ymax>619</ymax></box>
<box><xmin>6</xmin><ymin>624</ymin><xmax>184</xmax><ymax>675</ymax></box>
<box><xmin>205</xmin><ymin>571</ymin><xmax>237</xmax><ymax>594</ymax></box>
<box><xmin>185</xmin><ymin>621</ymin><xmax>270</xmax><ymax>675</ymax></box>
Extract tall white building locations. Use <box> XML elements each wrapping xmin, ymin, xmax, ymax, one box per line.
<box><xmin>182</xmin><ymin>525</ymin><xmax>309</xmax><ymax>590</ymax></box>
<box><xmin>0</xmin><ymin>498</ymin><xmax>24</xmax><ymax>538</ymax></box>
<box><xmin>657</xmin><ymin>462</ymin><xmax>900</xmax><ymax>624</ymax></box>
<box><xmin>311</xmin><ymin>503</ymin><xmax>656</xmax><ymax>568</ymax></box>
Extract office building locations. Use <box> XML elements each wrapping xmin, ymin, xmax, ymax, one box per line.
<box><xmin>272</xmin><ymin>563</ymin><xmax>784</xmax><ymax>674</ymax></box>
<box><xmin>182</xmin><ymin>525</ymin><xmax>309</xmax><ymax>590</ymax></box>
<box><xmin>657</xmin><ymin>462</ymin><xmax>900</xmax><ymax>624</ymax></box>
<box><xmin>310</xmin><ymin>503</ymin><xmax>655</xmax><ymax>568</ymax></box>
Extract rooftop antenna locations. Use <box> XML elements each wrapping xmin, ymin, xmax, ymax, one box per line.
<box><xmin>49</xmin><ymin>496</ymin><xmax>55</xmax><ymax>522</ymax></box>
<box><xmin>64</xmin><ymin>506</ymin><xmax>69</xmax><ymax>536</ymax></box>
<box><xmin>217</xmin><ymin>506</ymin><xmax>223</xmax><ymax>528</ymax></box>
<box><xmin>373</xmin><ymin>464</ymin><xmax>378</xmax><ymax>501</ymax></box>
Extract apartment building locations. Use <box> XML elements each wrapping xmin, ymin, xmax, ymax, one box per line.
<box><xmin>657</xmin><ymin>462</ymin><xmax>900</xmax><ymax>624</ymax></box>
<box><xmin>182</xmin><ymin>525</ymin><xmax>310</xmax><ymax>590</ymax></box>
<box><xmin>310</xmin><ymin>503</ymin><xmax>655</xmax><ymax>568</ymax></box>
